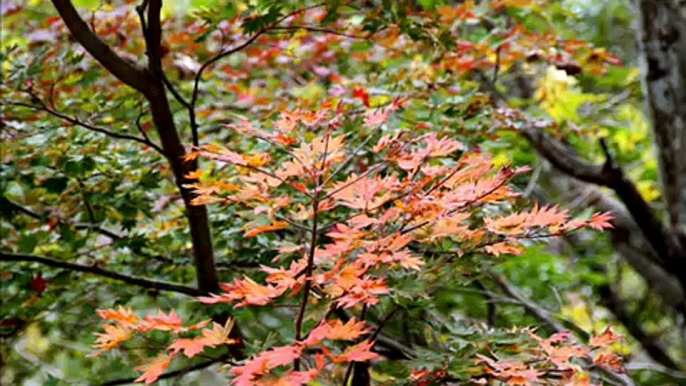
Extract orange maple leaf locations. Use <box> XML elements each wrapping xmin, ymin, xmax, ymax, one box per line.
<box><xmin>587</xmin><ymin>211</ymin><xmax>614</xmax><ymax>230</ymax></box>
<box><xmin>135</xmin><ymin>354</ymin><xmax>172</xmax><ymax>385</ymax></box>
<box><xmin>364</xmin><ymin>108</ymin><xmax>392</xmax><ymax>128</ymax></box>
<box><xmin>593</xmin><ymin>352</ymin><xmax>625</xmax><ymax>373</ymax></box>
<box><xmin>168</xmin><ymin>337</ymin><xmax>207</xmax><ymax>358</ymax></box>
<box><xmin>484</xmin><ymin>242</ymin><xmax>525</xmax><ymax>257</ymax></box>
<box><xmin>328</xmin><ymin>340</ymin><xmax>379</xmax><ymax>363</ymax></box>
<box><xmin>328</xmin><ymin>174</ymin><xmax>397</xmax><ymax>210</ymax></box>
<box><xmin>263</xmin><ymin>260</ymin><xmax>307</xmax><ymax>291</ymax></box>
<box><xmin>198</xmin><ymin>144</ymin><xmax>246</xmax><ymax>166</ymax></box>
<box><xmin>304</xmin><ymin>318</ymin><xmax>371</xmax><ymax>346</ymax></box>
<box><xmin>137</xmin><ymin>309</ymin><xmax>184</xmax><ymax>332</ymax></box>
<box><xmin>96</xmin><ymin>306</ymin><xmax>139</xmax><ymax>327</ymax></box>
<box><xmin>168</xmin><ymin>319</ymin><xmax>237</xmax><ymax>358</ymax></box>
<box><xmin>198</xmin><ymin>277</ymin><xmax>286</xmax><ymax>307</ymax></box>
<box><xmin>274</xmin><ymin>110</ymin><xmax>299</xmax><ymax>134</ymax></box>
<box><xmin>335</xmin><ymin>276</ymin><xmax>389</xmax><ymax>308</ymax></box>
<box><xmin>184</xmin><ymin>169</ymin><xmax>202</xmax><ymax>180</ymax></box>
<box><xmin>231</xmin><ymin>346</ymin><xmax>303</xmax><ymax>386</ymax></box>
<box><xmin>589</xmin><ymin>326</ymin><xmax>621</xmax><ymax>348</ymax></box>
<box><xmin>92</xmin><ymin>324</ymin><xmax>132</xmax><ymax>356</ymax></box>
<box><xmin>201</xmin><ymin>318</ymin><xmax>240</xmax><ymax>346</ymax></box>
<box><xmin>244</xmin><ymin>221</ymin><xmax>288</xmax><ymax>238</ymax></box>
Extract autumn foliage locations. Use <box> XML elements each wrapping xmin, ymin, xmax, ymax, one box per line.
<box><xmin>0</xmin><ymin>0</ymin><xmax>637</xmax><ymax>384</ymax></box>
<box><xmin>93</xmin><ymin>98</ymin><xmax>617</xmax><ymax>384</ymax></box>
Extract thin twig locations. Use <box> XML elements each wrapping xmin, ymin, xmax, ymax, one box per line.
<box><xmin>294</xmin><ymin>193</ymin><xmax>321</xmax><ymax>370</ymax></box>
<box><xmin>1</xmin><ymin>252</ymin><xmax>202</xmax><ymax>296</ymax></box>
<box><xmin>98</xmin><ymin>355</ymin><xmax>230</xmax><ymax>386</ymax></box>
<box><xmin>2</xmin><ymin>100</ymin><xmax>164</xmax><ymax>154</ymax></box>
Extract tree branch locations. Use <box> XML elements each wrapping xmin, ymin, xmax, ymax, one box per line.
<box><xmin>532</xmin><ymin>161</ymin><xmax>684</xmax><ymax>308</ymax></box>
<box><xmin>636</xmin><ymin>0</ymin><xmax>686</xmax><ymax>228</ymax></box>
<box><xmin>598</xmin><ymin>284</ymin><xmax>680</xmax><ymax>370</ymax></box>
<box><xmin>4</xmin><ymin>197</ymin><xmax>119</xmax><ymax>240</ymax></box>
<box><xmin>490</xmin><ymin>271</ymin><xmax>569</xmax><ymax>333</ymax></box>
<box><xmin>136</xmin><ymin>25</ymin><xmax>221</xmax><ymax>297</ymax></box>
<box><xmin>50</xmin><ymin>0</ymin><xmax>152</xmax><ymax>92</ymax></box>
<box><xmin>189</xmin><ymin>28</ymin><xmax>270</xmax><ymax>147</ymax></box>
<box><xmin>625</xmin><ymin>363</ymin><xmax>686</xmax><ymax>380</ymax></box>
<box><xmin>522</xmin><ymin>128</ymin><xmax>685</xmax><ymax>288</ymax></box>
<box><xmin>145</xmin><ymin>0</ymin><xmax>163</xmax><ymax>76</ymax></box>
<box><xmin>98</xmin><ymin>355</ymin><xmax>228</xmax><ymax>386</ymax></box>
<box><xmin>2</xmin><ymin>197</ymin><xmax>182</xmax><ymax>266</ymax></box>
<box><xmin>489</xmin><ymin>272</ymin><xmax>637</xmax><ymax>386</ymax></box>
<box><xmin>2</xmin><ymin>100</ymin><xmax>164</xmax><ymax>155</ymax></box>
<box><xmin>1</xmin><ymin>252</ymin><xmax>202</xmax><ymax>296</ymax></box>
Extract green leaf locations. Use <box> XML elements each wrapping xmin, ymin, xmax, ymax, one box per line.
<box><xmin>42</xmin><ymin>177</ymin><xmax>69</xmax><ymax>194</ymax></box>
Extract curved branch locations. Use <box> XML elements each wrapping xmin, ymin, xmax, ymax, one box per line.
<box><xmin>269</xmin><ymin>25</ymin><xmax>368</xmax><ymax>39</ymax></box>
<box><xmin>522</xmin><ymin>128</ymin><xmax>685</xmax><ymax>287</ymax></box>
<box><xmin>530</xmin><ymin>156</ymin><xmax>684</xmax><ymax>308</ymax></box>
<box><xmin>189</xmin><ymin>28</ymin><xmax>270</xmax><ymax>145</ymax></box>
<box><xmin>98</xmin><ymin>355</ymin><xmax>228</xmax><ymax>386</ymax></box>
<box><xmin>489</xmin><ymin>272</ymin><xmax>636</xmax><ymax>386</ymax></box>
<box><xmin>599</xmin><ymin>284</ymin><xmax>680</xmax><ymax>370</ymax></box>
<box><xmin>3</xmin><ymin>197</ymin><xmax>180</xmax><ymax>265</ymax></box>
<box><xmin>1</xmin><ymin>252</ymin><xmax>202</xmax><ymax>296</ymax></box>
<box><xmin>2</xmin><ymin>100</ymin><xmax>164</xmax><ymax>155</ymax></box>
<box><xmin>4</xmin><ymin>197</ymin><xmax>121</xmax><ymax>240</ymax></box>
<box><xmin>50</xmin><ymin>0</ymin><xmax>152</xmax><ymax>92</ymax></box>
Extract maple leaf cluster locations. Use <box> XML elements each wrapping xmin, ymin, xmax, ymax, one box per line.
<box><xmin>168</xmin><ymin>100</ymin><xmax>614</xmax><ymax>385</ymax></box>
<box><xmin>229</xmin><ymin>319</ymin><xmax>377</xmax><ymax>386</ymax></box>
<box><xmin>477</xmin><ymin>327</ymin><xmax>625</xmax><ymax>386</ymax></box>
<box><xmin>93</xmin><ymin>306</ymin><xmax>237</xmax><ymax>384</ymax></box>
<box><xmin>1</xmin><ymin>0</ymin><xmax>630</xmax><ymax>383</ymax></box>
<box><xmin>92</xmin><ymin>96</ymin><xmax>614</xmax><ymax>384</ymax></box>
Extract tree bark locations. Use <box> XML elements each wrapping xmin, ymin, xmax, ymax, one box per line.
<box><xmin>144</xmin><ymin>85</ymin><xmax>220</xmax><ymax>294</ymax></box>
<box><xmin>636</xmin><ymin>0</ymin><xmax>686</xmax><ymax>230</ymax></box>
<box><xmin>50</xmin><ymin>0</ymin><xmax>220</xmax><ymax>294</ymax></box>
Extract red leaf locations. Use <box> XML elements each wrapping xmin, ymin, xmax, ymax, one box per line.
<box><xmin>30</xmin><ymin>272</ymin><xmax>47</xmax><ymax>294</ymax></box>
<box><xmin>588</xmin><ymin>212</ymin><xmax>614</xmax><ymax>230</ymax></box>
<box><xmin>352</xmin><ymin>88</ymin><xmax>370</xmax><ymax>107</ymax></box>
<box><xmin>92</xmin><ymin>324</ymin><xmax>132</xmax><ymax>356</ymax></box>
<box><xmin>304</xmin><ymin>318</ymin><xmax>371</xmax><ymax>346</ymax></box>
<box><xmin>231</xmin><ymin>346</ymin><xmax>303</xmax><ymax>386</ymax></box>
<box><xmin>138</xmin><ymin>310</ymin><xmax>183</xmax><ymax>332</ymax></box>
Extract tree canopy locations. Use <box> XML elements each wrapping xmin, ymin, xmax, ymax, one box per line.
<box><xmin>1</xmin><ymin>0</ymin><xmax>685</xmax><ymax>385</ymax></box>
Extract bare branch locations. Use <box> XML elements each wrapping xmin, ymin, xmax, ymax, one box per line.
<box><xmin>294</xmin><ymin>198</ymin><xmax>320</xmax><ymax>371</ymax></box>
<box><xmin>269</xmin><ymin>25</ymin><xmax>368</xmax><ymax>39</ymax></box>
<box><xmin>190</xmin><ymin>29</ymin><xmax>270</xmax><ymax>130</ymax></box>
<box><xmin>1</xmin><ymin>252</ymin><xmax>202</xmax><ymax>296</ymax></box>
<box><xmin>625</xmin><ymin>363</ymin><xmax>686</xmax><ymax>380</ymax></box>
